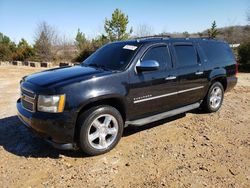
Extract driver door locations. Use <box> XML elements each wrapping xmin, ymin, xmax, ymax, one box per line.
<box><xmin>127</xmin><ymin>44</ymin><xmax>179</xmax><ymax>120</ymax></box>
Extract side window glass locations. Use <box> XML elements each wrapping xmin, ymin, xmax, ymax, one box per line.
<box><xmin>174</xmin><ymin>45</ymin><xmax>198</xmax><ymax>67</ymax></box>
<box><xmin>200</xmin><ymin>42</ymin><xmax>234</xmax><ymax>64</ymax></box>
<box><xmin>142</xmin><ymin>46</ymin><xmax>170</xmax><ymax>71</ymax></box>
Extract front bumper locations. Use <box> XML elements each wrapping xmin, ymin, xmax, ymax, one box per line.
<box><xmin>17</xmin><ymin>98</ymin><xmax>78</xmax><ymax>150</ymax></box>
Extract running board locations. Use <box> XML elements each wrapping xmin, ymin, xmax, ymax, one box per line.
<box><xmin>125</xmin><ymin>102</ymin><xmax>200</xmax><ymax>126</ymax></box>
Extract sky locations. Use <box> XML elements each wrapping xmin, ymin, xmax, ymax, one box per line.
<box><xmin>0</xmin><ymin>0</ymin><xmax>249</xmax><ymax>44</ymax></box>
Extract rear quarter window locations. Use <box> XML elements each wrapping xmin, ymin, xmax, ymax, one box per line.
<box><xmin>200</xmin><ymin>42</ymin><xmax>235</xmax><ymax>64</ymax></box>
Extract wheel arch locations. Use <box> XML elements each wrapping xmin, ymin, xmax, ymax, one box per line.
<box><xmin>208</xmin><ymin>68</ymin><xmax>227</xmax><ymax>91</ymax></box>
<box><xmin>74</xmin><ymin>95</ymin><xmax>127</xmax><ymax>142</ymax></box>
<box><xmin>209</xmin><ymin>76</ymin><xmax>227</xmax><ymax>91</ymax></box>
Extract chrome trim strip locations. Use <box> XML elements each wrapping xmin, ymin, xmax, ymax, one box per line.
<box><xmin>177</xmin><ymin>86</ymin><xmax>204</xmax><ymax>94</ymax></box>
<box><xmin>22</xmin><ymin>87</ymin><xmax>35</xmax><ymax>94</ymax></box>
<box><xmin>125</xmin><ymin>102</ymin><xmax>200</xmax><ymax>126</ymax></box>
<box><xmin>21</xmin><ymin>87</ymin><xmax>36</xmax><ymax>99</ymax></box>
<box><xmin>134</xmin><ymin>86</ymin><xmax>204</xmax><ymax>104</ymax></box>
<box><xmin>21</xmin><ymin>86</ymin><xmax>36</xmax><ymax>112</ymax></box>
<box><xmin>195</xmin><ymin>71</ymin><xmax>204</xmax><ymax>75</ymax></box>
<box><xmin>22</xmin><ymin>95</ymin><xmax>34</xmax><ymax>102</ymax></box>
<box><xmin>134</xmin><ymin>91</ymin><xmax>178</xmax><ymax>103</ymax></box>
<box><xmin>165</xmin><ymin>76</ymin><xmax>176</xmax><ymax>80</ymax></box>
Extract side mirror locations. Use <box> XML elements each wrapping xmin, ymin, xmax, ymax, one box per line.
<box><xmin>136</xmin><ymin>60</ymin><xmax>159</xmax><ymax>72</ymax></box>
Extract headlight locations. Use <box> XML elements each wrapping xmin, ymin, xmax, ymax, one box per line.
<box><xmin>37</xmin><ymin>94</ymin><xmax>65</xmax><ymax>113</ymax></box>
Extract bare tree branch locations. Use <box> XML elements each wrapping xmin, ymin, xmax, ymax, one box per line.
<box><xmin>34</xmin><ymin>21</ymin><xmax>58</xmax><ymax>45</ymax></box>
<box><xmin>247</xmin><ymin>8</ymin><xmax>250</xmax><ymax>23</ymax></box>
<box><xmin>134</xmin><ymin>24</ymin><xmax>154</xmax><ymax>37</ymax></box>
<box><xmin>33</xmin><ymin>21</ymin><xmax>59</xmax><ymax>61</ymax></box>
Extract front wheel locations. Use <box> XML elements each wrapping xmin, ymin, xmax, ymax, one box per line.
<box><xmin>77</xmin><ymin>105</ymin><xmax>124</xmax><ymax>156</ymax></box>
<box><xmin>202</xmin><ymin>82</ymin><xmax>224</xmax><ymax>113</ymax></box>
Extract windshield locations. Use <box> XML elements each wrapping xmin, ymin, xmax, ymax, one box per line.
<box><xmin>82</xmin><ymin>42</ymin><xmax>140</xmax><ymax>71</ymax></box>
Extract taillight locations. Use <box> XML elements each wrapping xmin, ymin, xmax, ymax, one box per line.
<box><xmin>235</xmin><ymin>62</ymin><xmax>238</xmax><ymax>76</ymax></box>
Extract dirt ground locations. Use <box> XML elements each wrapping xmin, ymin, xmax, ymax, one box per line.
<box><xmin>0</xmin><ymin>66</ymin><xmax>249</xmax><ymax>188</ymax></box>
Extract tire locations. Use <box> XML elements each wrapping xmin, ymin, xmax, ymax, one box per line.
<box><xmin>202</xmin><ymin>82</ymin><xmax>224</xmax><ymax>113</ymax></box>
<box><xmin>77</xmin><ymin>105</ymin><xmax>124</xmax><ymax>156</ymax></box>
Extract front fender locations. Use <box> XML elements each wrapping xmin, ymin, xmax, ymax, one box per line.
<box><xmin>57</xmin><ymin>71</ymin><xmax>129</xmax><ymax>113</ymax></box>
<box><xmin>76</xmin><ymin>93</ymin><xmax>127</xmax><ymax>113</ymax></box>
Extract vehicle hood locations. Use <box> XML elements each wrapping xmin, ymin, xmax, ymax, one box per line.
<box><xmin>24</xmin><ymin>65</ymin><xmax>107</xmax><ymax>87</ymax></box>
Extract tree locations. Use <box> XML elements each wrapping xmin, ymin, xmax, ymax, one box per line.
<box><xmin>183</xmin><ymin>31</ymin><xmax>190</xmax><ymax>38</ymax></box>
<box><xmin>0</xmin><ymin>32</ymin><xmax>16</xmax><ymax>61</ymax></box>
<box><xmin>33</xmin><ymin>21</ymin><xmax>57</xmax><ymax>62</ymax></box>
<box><xmin>223</xmin><ymin>27</ymin><xmax>235</xmax><ymax>43</ymax></box>
<box><xmin>92</xmin><ymin>34</ymin><xmax>109</xmax><ymax>48</ymax></box>
<box><xmin>247</xmin><ymin>8</ymin><xmax>250</xmax><ymax>23</ymax></box>
<box><xmin>238</xmin><ymin>42</ymin><xmax>250</xmax><ymax>70</ymax></box>
<box><xmin>75</xmin><ymin>28</ymin><xmax>87</xmax><ymax>50</ymax></box>
<box><xmin>208</xmin><ymin>21</ymin><xmax>219</xmax><ymax>39</ymax></box>
<box><xmin>135</xmin><ymin>24</ymin><xmax>154</xmax><ymax>37</ymax></box>
<box><xmin>54</xmin><ymin>35</ymin><xmax>76</xmax><ymax>63</ymax></box>
<box><xmin>198</xmin><ymin>32</ymin><xmax>204</xmax><ymax>38</ymax></box>
<box><xmin>104</xmin><ymin>9</ymin><xmax>132</xmax><ymax>41</ymax></box>
<box><xmin>13</xmin><ymin>39</ymin><xmax>34</xmax><ymax>61</ymax></box>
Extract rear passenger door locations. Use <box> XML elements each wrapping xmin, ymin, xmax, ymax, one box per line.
<box><xmin>171</xmin><ymin>42</ymin><xmax>207</xmax><ymax>106</ymax></box>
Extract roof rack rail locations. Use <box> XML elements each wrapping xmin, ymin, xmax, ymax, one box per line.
<box><xmin>200</xmin><ymin>37</ymin><xmax>212</xmax><ymax>40</ymax></box>
<box><xmin>134</xmin><ymin>35</ymin><xmax>171</xmax><ymax>41</ymax></box>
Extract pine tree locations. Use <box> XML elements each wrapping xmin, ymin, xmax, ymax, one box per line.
<box><xmin>13</xmin><ymin>39</ymin><xmax>34</xmax><ymax>61</ymax></box>
<box><xmin>104</xmin><ymin>9</ymin><xmax>132</xmax><ymax>41</ymax></box>
<box><xmin>75</xmin><ymin>28</ymin><xmax>86</xmax><ymax>50</ymax></box>
<box><xmin>208</xmin><ymin>21</ymin><xmax>219</xmax><ymax>39</ymax></box>
<box><xmin>0</xmin><ymin>32</ymin><xmax>16</xmax><ymax>61</ymax></box>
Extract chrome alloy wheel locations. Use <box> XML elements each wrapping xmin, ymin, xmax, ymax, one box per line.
<box><xmin>87</xmin><ymin>114</ymin><xmax>118</xmax><ymax>150</ymax></box>
<box><xmin>209</xmin><ymin>86</ymin><xmax>222</xmax><ymax>109</ymax></box>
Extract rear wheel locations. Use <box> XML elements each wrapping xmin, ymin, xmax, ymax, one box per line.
<box><xmin>77</xmin><ymin>105</ymin><xmax>124</xmax><ymax>156</ymax></box>
<box><xmin>202</xmin><ymin>82</ymin><xmax>224</xmax><ymax>113</ymax></box>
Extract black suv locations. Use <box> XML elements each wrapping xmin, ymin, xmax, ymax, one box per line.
<box><xmin>17</xmin><ymin>37</ymin><xmax>237</xmax><ymax>155</ymax></box>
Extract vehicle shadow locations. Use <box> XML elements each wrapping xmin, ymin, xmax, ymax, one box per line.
<box><xmin>0</xmin><ymin>112</ymin><xmax>192</xmax><ymax>158</ymax></box>
<box><xmin>0</xmin><ymin>115</ymin><xmax>85</xmax><ymax>159</ymax></box>
<box><xmin>189</xmin><ymin>107</ymin><xmax>208</xmax><ymax>114</ymax></box>
<box><xmin>123</xmin><ymin>107</ymin><xmax>210</xmax><ymax>136</ymax></box>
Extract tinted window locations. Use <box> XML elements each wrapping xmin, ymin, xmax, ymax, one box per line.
<box><xmin>142</xmin><ymin>46</ymin><xmax>170</xmax><ymax>70</ymax></box>
<box><xmin>200</xmin><ymin>42</ymin><xmax>234</xmax><ymax>63</ymax></box>
<box><xmin>174</xmin><ymin>45</ymin><xmax>198</xmax><ymax>67</ymax></box>
<box><xmin>83</xmin><ymin>42</ymin><xmax>140</xmax><ymax>71</ymax></box>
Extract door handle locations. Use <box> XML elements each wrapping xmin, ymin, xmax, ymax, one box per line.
<box><xmin>195</xmin><ymin>71</ymin><xmax>204</xmax><ymax>75</ymax></box>
<box><xmin>165</xmin><ymin>76</ymin><xmax>176</xmax><ymax>80</ymax></box>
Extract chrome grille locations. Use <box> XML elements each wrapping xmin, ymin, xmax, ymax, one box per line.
<box><xmin>21</xmin><ymin>87</ymin><xmax>36</xmax><ymax>112</ymax></box>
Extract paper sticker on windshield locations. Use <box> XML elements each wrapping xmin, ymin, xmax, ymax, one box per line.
<box><xmin>123</xmin><ymin>45</ymin><xmax>137</xmax><ymax>51</ymax></box>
